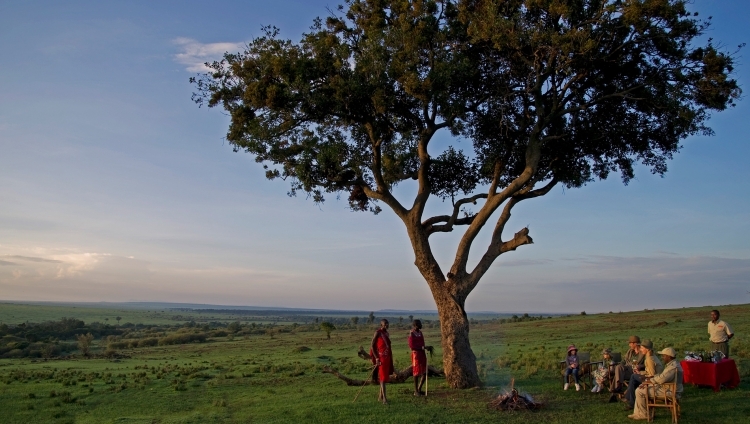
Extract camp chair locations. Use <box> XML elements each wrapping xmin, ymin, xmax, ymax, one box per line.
<box><xmin>589</xmin><ymin>351</ymin><xmax>621</xmax><ymax>393</ymax></box>
<box><xmin>644</xmin><ymin>381</ymin><xmax>680</xmax><ymax>423</ymax></box>
<box><xmin>560</xmin><ymin>352</ymin><xmax>591</xmax><ymax>390</ymax></box>
<box><xmin>614</xmin><ymin>353</ymin><xmax>629</xmax><ymax>392</ymax></box>
<box><xmin>593</xmin><ymin>352</ymin><xmax>622</xmax><ymax>390</ymax></box>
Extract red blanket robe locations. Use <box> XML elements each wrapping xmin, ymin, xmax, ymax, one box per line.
<box><xmin>408</xmin><ymin>329</ymin><xmax>427</xmax><ymax>376</ymax></box>
<box><xmin>370</xmin><ymin>329</ymin><xmax>393</xmax><ymax>383</ymax></box>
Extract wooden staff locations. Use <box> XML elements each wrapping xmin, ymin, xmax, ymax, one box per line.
<box><xmin>352</xmin><ymin>365</ymin><xmax>376</xmax><ymax>403</ymax></box>
<box><xmin>425</xmin><ymin>363</ymin><xmax>428</xmax><ymax>397</ymax></box>
<box><xmin>425</xmin><ymin>346</ymin><xmax>433</xmax><ymax>397</ymax></box>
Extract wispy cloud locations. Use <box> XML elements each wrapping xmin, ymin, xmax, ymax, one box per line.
<box><xmin>172</xmin><ymin>37</ymin><xmax>245</xmax><ymax>72</ymax></box>
<box><xmin>0</xmin><ymin>245</ymin><xmax>298</xmax><ymax>304</ymax></box>
<box><xmin>496</xmin><ymin>258</ymin><xmax>555</xmax><ymax>267</ymax></box>
<box><xmin>7</xmin><ymin>255</ymin><xmax>63</xmax><ymax>263</ymax></box>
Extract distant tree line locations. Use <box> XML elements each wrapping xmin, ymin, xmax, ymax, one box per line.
<box><xmin>0</xmin><ymin>313</ymin><xmax>465</xmax><ymax>359</ymax></box>
<box><xmin>497</xmin><ymin>314</ymin><xmax>553</xmax><ymax>324</ymax></box>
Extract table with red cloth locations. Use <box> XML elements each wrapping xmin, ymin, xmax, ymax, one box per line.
<box><xmin>681</xmin><ymin>359</ymin><xmax>740</xmax><ymax>392</ymax></box>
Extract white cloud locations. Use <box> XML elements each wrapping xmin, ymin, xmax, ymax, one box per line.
<box><xmin>0</xmin><ymin>245</ymin><xmax>297</xmax><ymax>304</ymax></box>
<box><xmin>172</xmin><ymin>37</ymin><xmax>245</xmax><ymax>72</ymax></box>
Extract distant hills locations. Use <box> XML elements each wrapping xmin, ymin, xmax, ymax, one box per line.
<box><xmin>0</xmin><ymin>300</ymin><xmax>564</xmax><ymax>317</ymax></box>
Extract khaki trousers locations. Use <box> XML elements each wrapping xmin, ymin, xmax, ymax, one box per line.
<box><xmin>711</xmin><ymin>341</ymin><xmax>729</xmax><ymax>358</ymax></box>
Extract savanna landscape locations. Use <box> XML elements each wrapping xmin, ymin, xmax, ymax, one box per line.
<box><xmin>2</xmin><ymin>1</ymin><xmax>749</xmax><ymax>423</ymax></box>
<box><xmin>1</xmin><ymin>302</ymin><xmax>747</xmax><ymax>423</ymax></box>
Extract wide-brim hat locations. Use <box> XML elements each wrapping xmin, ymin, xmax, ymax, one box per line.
<box><xmin>628</xmin><ymin>335</ymin><xmax>641</xmax><ymax>344</ymax></box>
<box><xmin>567</xmin><ymin>344</ymin><xmax>577</xmax><ymax>354</ymax></box>
<box><xmin>641</xmin><ymin>339</ymin><xmax>653</xmax><ymax>350</ymax></box>
<box><xmin>658</xmin><ymin>347</ymin><xmax>677</xmax><ymax>358</ymax></box>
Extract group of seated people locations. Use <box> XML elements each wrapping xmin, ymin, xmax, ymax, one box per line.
<box><xmin>564</xmin><ymin>335</ymin><xmax>683</xmax><ymax>421</ymax></box>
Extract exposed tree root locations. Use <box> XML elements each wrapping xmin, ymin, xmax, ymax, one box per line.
<box><xmin>323</xmin><ymin>365</ymin><xmax>444</xmax><ymax>385</ymax></box>
<box><xmin>326</xmin><ymin>346</ymin><xmax>445</xmax><ymax>385</ymax></box>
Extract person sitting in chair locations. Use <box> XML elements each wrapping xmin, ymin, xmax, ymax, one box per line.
<box><xmin>624</xmin><ymin>339</ymin><xmax>663</xmax><ymax>408</ymax></box>
<box><xmin>609</xmin><ymin>335</ymin><xmax>645</xmax><ymax>401</ymax></box>
<box><xmin>592</xmin><ymin>348</ymin><xmax>616</xmax><ymax>393</ymax></box>
<box><xmin>628</xmin><ymin>347</ymin><xmax>683</xmax><ymax>421</ymax></box>
<box><xmin>563</xmin><ymin>344</ymin><xmax>581</xmax><ymax>391</ymax></box>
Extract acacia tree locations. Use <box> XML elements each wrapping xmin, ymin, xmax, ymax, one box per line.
<box><xmin>320</xmin><ymin>321</ymin><xmax>336</xmax><ymax>339</ymax></box>
<box><xmin>192</xmin><ymin>0</ymin><xmax>739</xmax><ymax>388</ymax></box>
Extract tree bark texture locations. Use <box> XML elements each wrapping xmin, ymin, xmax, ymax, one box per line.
<box><xmin>431</xmin><ymin>285</ymin><xmax>480</xmax><ymax>389</ymax></box>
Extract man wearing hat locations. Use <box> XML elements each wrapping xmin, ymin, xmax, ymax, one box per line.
<box><xmin>624</xmin><ymin>339</ymin><xmax>663</xmax><ymax>408</ymax></box>
<box><xmin>609</xmin><ymin>335</ymin><xmax>645</xmax><ymax>400</ymax></box>
<box><xmin>629</xmin><ymin>347</ymin><xmax>683</xmax><ymax>420</ymax></box>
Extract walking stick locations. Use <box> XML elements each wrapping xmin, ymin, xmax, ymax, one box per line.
<box><xmin>425</xmin><ymin>346</ymin><xmax>433</xmax><ymax>397</ymax></box>
<box><xmin>425</xmin><ymin>364</ymin><xmax>428</xmax><ymax>397</ymax></box>
<box><xmin>353</xmin><ymin>365</ymin><xmax>376</xmax><ymax>403</ymax></box>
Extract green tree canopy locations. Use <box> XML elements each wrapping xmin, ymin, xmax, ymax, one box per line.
<box><xmin>192</xmin><ymin>0</ymin><xmax>740</xmax><ymax>388</ymax></box>
<box><xmin>320</xmin><ymin>321</ymin><xmax>336</xmax><ymax>339</ymax></box>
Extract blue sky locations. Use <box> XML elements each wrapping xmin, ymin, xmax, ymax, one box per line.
<box><xmin>1</xmin><ymin>0</ymin><xmax>749</xmax><ymax>313</ymax></box>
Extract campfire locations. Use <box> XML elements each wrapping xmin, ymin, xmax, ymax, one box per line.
<box><xmin>489</xmin><ymin>378</ymin><xmax>543</xmax><ymax>411</ymax></box>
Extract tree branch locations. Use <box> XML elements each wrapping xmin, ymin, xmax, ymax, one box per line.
<box><xmin>463</xmin><ymin>177</ymin><xmax>559</xmax><ymax>293</ymax></box>
<box><xmin>446</xmin><ymin>150</ymin><xmax>539</xmax><ymax>279</ymax></box>
<box><xmin>422</xmin><ymin>193</ymin><xmax>488</xmax><ymax>235</ymax></box>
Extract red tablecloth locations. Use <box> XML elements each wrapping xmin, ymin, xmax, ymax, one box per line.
<box><xmin>681</xmin><ymin>359</ymin><xmax>740</xmax><ymax>392</ymax></box>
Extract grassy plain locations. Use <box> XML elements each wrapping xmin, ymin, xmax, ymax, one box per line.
<box><xmin>0</xmin><ymin>303</ymin><xmax>748</xmax><ymax>423</ymax></box>
<box><xmin>0</xmin><ymin>303</ymin><xmax>313</xmax><ymax>326</ymax></box>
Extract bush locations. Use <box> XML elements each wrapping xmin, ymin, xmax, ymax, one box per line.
<box><xmin>76</xmin><ymin>333</ymin><xmax>94</xmax><ymax>356</ymax></box>
<box><xmin>107</xmin><ymin>341</ymin><xmax>129</xmax><ymax>350</ymax></box>
<box><xmin>158</xmin><ymin>333</ymin><xmax>206</xmax><ymax>346</ymax></box>
<box><xmin>137</xmin><ymin>338</ymin><xmax>159</xmax><ymax>347</ymax></box>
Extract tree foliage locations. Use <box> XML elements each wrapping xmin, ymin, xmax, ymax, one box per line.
<box><xmin>320</xmin><ymin>321</ymin><xmax>336</xmax><ymax>339</ymax></box>
<box><xmin>192</xmin><ymin>0</ymin><xmax>740</xmax><ymax>388</ymax></box>
<box><xmin>76</xmin><ymin>333</ymin><xmax>95</xmax><ymax>357</ymax></box>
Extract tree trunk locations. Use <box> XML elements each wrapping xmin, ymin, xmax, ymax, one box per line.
<box><xmin>432</xmin><ymin>287</ymin><xmax>480</xmax><ymax>389</ymax></box>
<box><xmin>406</xmin><ymin>217</ymin><xmax>481</xmax><ymax>389</ymax></box>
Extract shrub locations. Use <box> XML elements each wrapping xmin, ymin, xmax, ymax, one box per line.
<box><xmin>107</xmin><ymin>341</ymin><xmax>129</xmax><ymax>350</ymax></box>
<box><xmin>137</xmin><ymin>338</ymin><xmax>159</xmax><ymax>347</ymax></box>
<box><xmin>158</xmin><ymin>333</ymin><xmax>206</xmax><ymax>346</ymax></box>
<box><xmin>76</xmin><ymin>333</ymin><xmax>94</xmax><ymax>357</ymax></box>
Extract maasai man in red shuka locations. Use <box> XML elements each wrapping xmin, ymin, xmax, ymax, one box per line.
<box><xmin>408</xmin><ymin>319</ymin><xmax>432</xmax><ymax>396</ymax></box>
<box><xmin>370</xmin><ymin>318</ymin><xmax>393</xmax><ymax>404</ymax></box>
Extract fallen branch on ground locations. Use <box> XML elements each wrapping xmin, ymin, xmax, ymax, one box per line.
<box><xmin>323</xmin><ymin>365</ymin><xmax>444</xmax><ymax>385</ymax></box>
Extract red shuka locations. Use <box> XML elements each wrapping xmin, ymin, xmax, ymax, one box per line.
<box><xmin>408</xmin><ymin>329</ymin><xmax>427</xmax><ymax>376</ymax></box>
<box><xmin>370</xmin><ymin>329</ymin><xmax>393</xmax><ymax>383</ymax></box>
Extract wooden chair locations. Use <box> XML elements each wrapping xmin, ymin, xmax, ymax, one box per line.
<box><xmin>644</xmin><ymin>381</ymin><xmax>680</xmax><ymax>423</ymax></box>
<box><xmin>560</xmin><ymin>352</ymin><xmax>591</xmax><ymax>390</ymax></box>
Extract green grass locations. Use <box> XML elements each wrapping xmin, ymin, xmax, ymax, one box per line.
<box><xmin>0</xmin><ymin>303</ymin><xmax>196</xmax><ymax>326</ymax></box>
<box><xmin>0</xmin><ymin>303</ymin><xmax>747</xmax><ymax>423</ymax></box>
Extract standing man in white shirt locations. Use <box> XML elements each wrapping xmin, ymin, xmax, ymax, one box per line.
<box><xmin>708</xmin><ymin>309</ymin><xmax>734</xmax><ymax>358</ymax></box>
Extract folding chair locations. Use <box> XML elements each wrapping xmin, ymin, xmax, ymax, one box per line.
<box><xmin>589</xmin><ymin>351</ymin><xmax>620</xmax><ymax>393</ymax></box>
<box><xmin>609</xmin><ymin>352</ymin><xmax>622</xmax><ymax>388</ymax></box>
<box><xmin>644</xmin><ymin>381</ymin><xmax>680</xmax><ymax>423</ymax></box>
<box><xmin>560</xmin><ymin>352</ymin><xmax>591</xmax><ymax>390</ymax></box>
